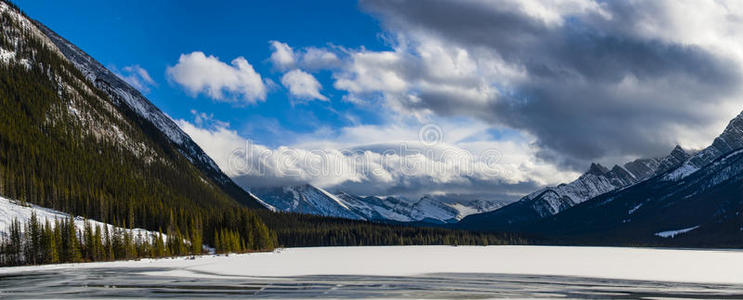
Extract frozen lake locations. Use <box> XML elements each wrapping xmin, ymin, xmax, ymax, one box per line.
<box><xmin>2</xmin><ymin>246</ymin><xmax>743</xmax><ymax>298</ymax></box>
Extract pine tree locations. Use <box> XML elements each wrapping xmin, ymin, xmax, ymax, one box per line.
<box><xmin>190</xmin><ymin>221</ymin><xmax>202</xmax><ymax>255</ymax></box>
<box><xmin>213</xmin><ymin>229</ymin><xmax>221</xmax><ymax>254</ymax></box>
<box><xmin>46</xmin><ymin>220</ymin><xmax>58</xmax><ymax>264</ymax></box>
<box><xmin>94</xmin><ymin>225</ymin><xmax>103</xmax><ymax>261</ymax></box>
<box><xmin>53</xmin><ymin>218</ymin><xmax>62</xmax><ymax>263</ymax></box>
<box><xmin>83</xmin><ymin>221</ymin><xmax>94</xmax><ymax>261</ymax></box>
<box><xmin>66</xmin><ymin>216</ymin><xmax>81</xmax><ymax>262</ymax></box>
<box><xmin>25</xmin><ymin>212</ymin><xmax>41</xmax><ymax>264</ymax></box>
<box><xmin>103</xmin><ymin>226</ymin><xmax>113</xmax><ymax>261</ymax></box>
<box><xmin>8</xmin><ymin>219</ymin><xmax>22</xmax><ymax>265</ymax></box>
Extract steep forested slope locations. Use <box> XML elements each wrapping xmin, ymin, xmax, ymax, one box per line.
<box><xmin>0</xmin><ymin>1</ymin><xmax>275</xmax><ymax>251</ymax></box>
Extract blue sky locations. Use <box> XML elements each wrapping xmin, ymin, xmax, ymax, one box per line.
<box><xmin>21</xmin><ymin>0</ymin><xmax>387</xmax><ymax>147</ymax></box>
<box><xmin>17</xmin><ymin>1</ymin><xmax>743</xmax><ymax>201</ymax></box>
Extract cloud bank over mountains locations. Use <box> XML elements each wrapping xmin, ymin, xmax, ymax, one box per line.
<box><xmin>173</xmin><ymin>0</ymin><xmax>743</xmax><ymax>200</ymax></box>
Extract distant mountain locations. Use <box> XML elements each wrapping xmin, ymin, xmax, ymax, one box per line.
<box><xmin>251</xmin><ymin>184</ymin><xmax>365</xmax><ymax>220</ymax></box>
<box><xmin>459</xmin><ymin>146</ymin><xmax>689</xmax><ymax>230</ymax></box>
<box><xmin>463</xmin><ymin>111</ymin><xmax>743</xmax><ymax>246</ymax></box>
<box><xmin>251</xmin><ymin>184</ymin><xmax>506</xmax><ymax>223</ymax></box>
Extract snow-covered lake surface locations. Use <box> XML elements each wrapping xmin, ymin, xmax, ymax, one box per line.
<box><xmin>2</xmin><ymin>246</ymin><xmax>743</xmax><ymax>298</ymax></box>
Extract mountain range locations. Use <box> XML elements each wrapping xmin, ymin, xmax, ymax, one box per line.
<box><xmin>458</xmin><ymin>145</ymin><xmax>691</xmax><ymax>229</ymax></box>
<box><xmin>252</xmin><ymin>110</ymin><xmax>743</xmax><ymax>246</ymax></box>
<box><xmin>460</xmin><ymin>111</ymin><xmax>743</xmax><ymax>246</ymax></box>
<box><xmin>251</xmin><ymin>184</ymin><xmax>506</xmax><ymax>224</ymax></box>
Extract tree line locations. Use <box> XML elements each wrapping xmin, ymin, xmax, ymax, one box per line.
<box><xmin>258</xmin><ymin>211</ymin><xmax>527</xmax><ymax>247</ymax></box>
<box><xmin>1</xmin><ymin>212</ymin><xmax>176</xmax><ymax>266</ymax></box>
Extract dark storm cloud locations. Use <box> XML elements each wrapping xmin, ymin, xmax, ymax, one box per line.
<box><xmin>331</xmin><ymin>175</ymin><xmax>541</xmax><ymax>202</ymax></box>
<box><xmin>361</xmin><ymin>0</ymin><xmax>742</xmax><ymax>169</ymax></box>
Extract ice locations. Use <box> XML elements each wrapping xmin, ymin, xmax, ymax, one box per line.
<box><xmin>3</xmin><ymin>245</ymin><xmax>743</xmax><ymax>285</ymax></box>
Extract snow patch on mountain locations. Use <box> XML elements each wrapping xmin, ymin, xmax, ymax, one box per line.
<box><xmin>654</xmin><ymin>226</ymin><xmax>700</xmax><ymax>238</ymax></box>
<box><xmin>249</xmin><ymin>192</ymin><xmax>277</xmax><ymax>212</ymax></box>
<box><xmin>664</xmin><ymin>112</ymin><xmax>743</xmax><ymax>181</ymax></box>
<box><xmin>628</xmin><ymin>203</ymin><xmax>642</xmax><ymax>215</ymax></box>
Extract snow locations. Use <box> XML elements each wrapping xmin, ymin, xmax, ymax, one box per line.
<box><xmin>256</xmin><ymin>184</ymin><xmax>504</xmax><ymax>223</ymax></box>
<box><xmin>663</xmin><ymin>162</ymin><xmax>699</xmax><ymax>181</ymax></box>
<box><xmin>628</xmin><ymin>203</ymin><xmax>642</xmax><ymax>214</ymax></box>
<box><xmin>249</xmin><ymin>192</ymin><xmax>276</xmax><ymax>212</ymax></box>
<box><xmin>0</xmin><ymin>196</ymin><xmax>166</xmax><ymax>242</ymax></box>
<box><xmin>655</xmin><ymin>226</ymin><xmax>700</xmax><ymax>238</ymax></box>
<box><xmin>316</xmin><ymin>186</ymin><xmax>352</xmax><ymax>211</ymax></box>
<box><xmin>3</xmin><ymin>245</ymin><xmax>743</xmax><ymax>285</ymax></box>
<box><xmin>0</xmin><ymin>48</ymin><xmax>15</xmax><ymax>62</ymax></box>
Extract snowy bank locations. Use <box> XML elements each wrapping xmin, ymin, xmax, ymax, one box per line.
<box><xmin>0</xmin><ymin>196</ymin><xmax>165</xmax><ymax>242</ymax></box>
<box><xmin>2</xmin><ymin>245</ymin><xmax>743</xmax><ymax>285</ymax></box>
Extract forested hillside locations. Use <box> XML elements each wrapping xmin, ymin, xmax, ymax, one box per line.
<box><xmin>0</xmin><ymin>1</ymin><xmax>276</xmax><ymax>256</ymax></box>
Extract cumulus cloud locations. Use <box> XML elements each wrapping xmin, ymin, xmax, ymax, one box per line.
<box><xmin>269</xmin><ymin>41</ymin><xmax>296</xmax><ymax>70</ymax></box>
<box><xmin>113</xmin><ymin>65</ymin><xmax>156</xmax><ymax>94</ymax></box>
<box><xmin>176</xmin><ymin>113</ymin><xmax>574</xmax><ymax>200</ymax></box>
<box><xmin>301</xmin><ymin>47</ymin><xmax>341</xmax><ymax>70</ymax></box>
<box><xmin>336</xmin><ymin>0</ymin><xmax>743</xmax><ymax>169</ymax></box>
<box><xmin>269</xmin><ymin>41</ymin><xmax>341</xmax><ymax>71</ymax></box>
<box><xmin>281</xmin><ymin>69</ymin><xmax>328</xmax><ymax>101</ymax></box>
<box><xmin>166</xmin><ymin>51</ymin><xmax>266</xmax><ymax>104</ymax></box>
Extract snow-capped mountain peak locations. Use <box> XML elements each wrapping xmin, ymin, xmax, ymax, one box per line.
<box><xmin>665</xmin><ymin>113</ymin><xmax>743</xmax><ymax>181</ymax></box>
<box><xmin>459</xmin><ymin>145</ymin><xmax>689</xmax><ymax>229</ymax></box>
<box><xmin>252</xmin><ymin>184</ymin><xmax>506</xmax><ymax>223</ymax></box>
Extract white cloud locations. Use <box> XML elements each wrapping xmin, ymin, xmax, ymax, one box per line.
<box><xmin>301</xmin><ymin>47</ymin><xmax>341</xmax><ymax>70</ymax></box>
<box><xmin>176</xmin><ymin>113</ymin><xmax>575</xmax><ymax>200</ymax></box>
<box><xmin>269</xmin><ymin>41</ymin><xmax>342</xmax><ymax>71</ymax></box>
<box><xmin>269</xmin><ymin>41</ymin><xmax>296</xmax><ymax>70</ymax></box>
<box><xmin>281</xmin><ymin>69</ymin><xmax>328</xmax><ymax>101</ymax></box>
<box><xmin>333</xmin><ymin>50</ymin><xmax>410</xmax><ymax>94</ymax></box>
<box><xmin>166</xmin><ymin>51</ymin><xmax>266</xmax><ymax>104</ymax></box>
<box><xmin>113</xmin><ymin>65</ymin><xmax>156</xmax><ymax>94</ymax></box>
<box><xmin>326</xmin><ymin>0</ymin><xmax>743</xmax><ymax>169</ymax></box>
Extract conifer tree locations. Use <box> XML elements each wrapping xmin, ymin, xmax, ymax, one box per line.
<box><xmin>66</xmin><ymin>216</ymin><xmax>81</xmax><ymax>262</ymax></box>
<box><xmin>104</xmin><ymin>226</ymin><xmax>113</xmax><ymax>261</ymax></box>
<box><xmin>83</xmin><ymin>221</ymin><xmax>94</xmax><ymax>261</ymax></box>
<box><xmin>190</xmin><ymin>221</ymin><xmax>202</xmax><ymax>255</ymax></box>
<box><xmin>94</xmin><ymin>225</ymin><xmax>103</xmax><ymax>261</ymax></box>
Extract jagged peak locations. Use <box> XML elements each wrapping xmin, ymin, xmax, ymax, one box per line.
<box><xmin>721</xmin><ymin>110</ymin><xmax>743</xmax><ymax>132</ymax></box>
<box><xmin>707</xmin><ymin>110</ymin><xmax>743</xmax><ymax>154</ymax></box>
<box><xmin>669</xmin><ymin>144</ymin><xmax>688</xmax><ymax>157</ymax></box>
<box><xmin>586</xmin><ymin>162</ymin><xmax>609</xmax><ymax>176</ymax></box>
